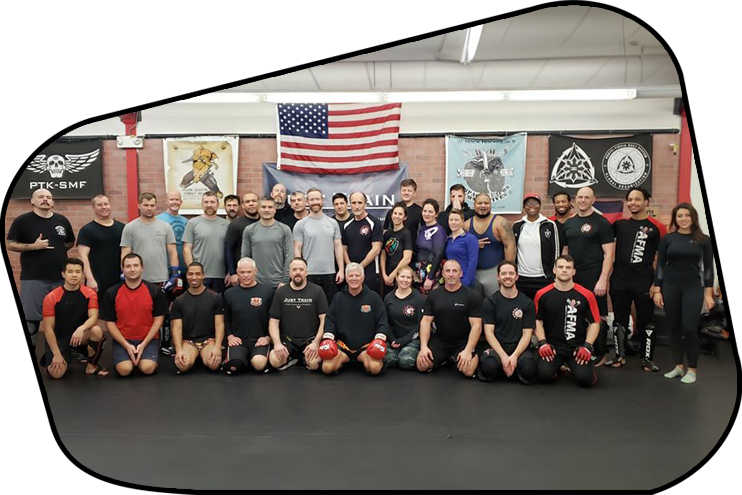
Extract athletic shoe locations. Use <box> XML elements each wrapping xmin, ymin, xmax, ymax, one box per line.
<box><xmin>71</xmin><ymin>348</ymin><xmax>87</xmax><ymax>363</ymax></box>
<box><xmin>161</xmin><ymin>346</ymin><xmax>175</xmax><ymax>356</ymax></box>
<box><xmin>641</xmin><ymin>358</ymin><xmax>660</xmax><ymax>372</ymax></box>
<box><xmin>277</xmin><ymin>358</ymin><xmax>299</xmax><ymax>371</ymax></box>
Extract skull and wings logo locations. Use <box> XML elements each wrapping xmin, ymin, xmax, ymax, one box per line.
<box><xmin>26</xmin><ymin>149</ymin><xmax>100</xmax><ymax>178</ymax></box>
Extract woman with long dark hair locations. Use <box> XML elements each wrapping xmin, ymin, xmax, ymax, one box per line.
<box><xmin>653</xmin><ymin>203</ymin><xmax>715</xmax><ymax>384</ymax></box>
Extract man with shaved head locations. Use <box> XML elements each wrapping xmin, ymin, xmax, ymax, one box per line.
<box><xmin>157</xmin><ymin>190</ymin><xmax>188</xmax><ymax>274</ymax></box>
<box><xmin>7</xmin><ymin>188</ymin><xmax>75</xmax><ymax>346</ymax></box>
<box><xmin>271</xmin><ymin>183</ymin><xmax>293</xmax><ymax>224</ymax></box>
<box><xmin>562</xmin><ymin>186</ymin><xmax>615</xmax><ymax>365</ymax></box>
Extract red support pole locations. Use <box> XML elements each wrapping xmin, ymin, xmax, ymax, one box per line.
<box><xmin>677</xmin><ymin>109</ymin><xmax>692</xmax><ymax>204</ymax></box>
<box><xmin>119</xmin><ymin>113</ymin><xmax>140</xmax><ymax>221</ymax></box>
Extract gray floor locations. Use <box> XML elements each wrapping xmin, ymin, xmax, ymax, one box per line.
<box><xmin>39</xmin><ymin>340</ymin><xmax>738</xmax><ymax>491</ymax></box>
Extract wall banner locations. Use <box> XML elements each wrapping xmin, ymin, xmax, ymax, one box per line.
<box><xmin>12</xmin><ymin>139</ymin><xmax>104</xmax><ymax>199</ymax></box>
<box><xmin>263</xmin><ymin>162</ymin><xmax>408</xmax><ymax>220</ymax></box>
<box><xmin>445</xmin><ymin>134</ymin><xmax>527</xmax><ymax>214</ymax></box>
<box><xmin>163</xmin><ymin>136</ymin><xmax>238</xmax><ymax>214</ymax></box>
<box><xmin>548</xmin><ymin>134</ymin><xmax>653</xmax><ymax>198</ymax></box>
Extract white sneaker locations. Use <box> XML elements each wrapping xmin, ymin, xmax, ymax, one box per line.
<box><xmin>277</xmin><ymin>358</ymin><xmax>299</xmax><ymax>371</ymax></box>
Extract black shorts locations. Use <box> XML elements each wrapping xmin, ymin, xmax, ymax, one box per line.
<box><xmin>226</xmin><ymin>338</ymin><xmax>270</xmax><ymax>366</ymax></box>
<box><xmin>282</xmin><ymin>335</ymin><xmax>315</xmax><ymax>362</ymax></box>
<box><xmin>427</xmin><ymin>335</ymin><xmax>473</xmax><ymax>368</ymax></box>
<box><xmin>337</xmin><ymin>340</ymin><xmax>365</xmax><ymax>362</ymax></box>
<box><xmin>574</xmin><ymin>267</ymin><xmax>607</xmax><ymax>316</ymax></box>
<box><xmin>41</xmin><ymin>335</ymin><xmax>86</xmax><ymax>367</ymax></box>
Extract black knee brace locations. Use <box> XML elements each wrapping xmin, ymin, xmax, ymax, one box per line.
<box><xmin>225</xmin><ymin>359</ymin><xmax>247</xmax><ymax>375</ymax></box>
<box><xmin>477</xmin><ymin>353</ymin><xmax>500</xmax><ymax>382</ymax></box>
<box><xmin>517</xmin><ymin>358</ymin><xmax>537</xmax><ymax>383</ymax></box>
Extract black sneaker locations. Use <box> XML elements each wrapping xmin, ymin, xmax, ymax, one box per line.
<box><xmin>641</xmin><ymin>358</ymin><xmax>660</xmax><ymax>372</ymax></box>
<box><xmin>71</xmin><ymin>348</ymin><xmax>88</xmax><ymax>363</ymax></box>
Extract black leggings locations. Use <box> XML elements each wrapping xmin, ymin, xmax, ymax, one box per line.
<box><xmin>610</xmin><ymin>275</ymin><xmax>657</xmax><ymax>359</ymax></box>
<box><xmin>478</xmin><ymin>347</ymin><xmax>536</xmax><ymax>383</ymax></box>
<box><xmin>662</xmin><ymin>282</ymin><xmax>704</xmax><ymax>368</ymax></box>
<box><xmin>537</xmin><ymin>352</ymin><xmax>596</xmax><ymax>387</ymax></box>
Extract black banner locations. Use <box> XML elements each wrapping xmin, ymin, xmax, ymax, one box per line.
<box><xmin>11</xmin><ymin>139</ymin><xmax>104</xmax><ymax>199</ymax></box>
<box><xmin>547</xmin><ymin>134</ymin><xmax>652</xmax><ymax>198</ymax></box>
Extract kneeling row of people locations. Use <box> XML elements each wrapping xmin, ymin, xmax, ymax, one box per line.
<box><xmin>43</xmin><ymin>252</ymin><xmax>599</xmax><ymax>387</ymax></box>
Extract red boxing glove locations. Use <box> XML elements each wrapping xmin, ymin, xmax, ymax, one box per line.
<box><xmin>537</xmin><ymin>340</ymin><xmax>555</xmax><ymax>360</ymax></box>
<box><xmin>318</xmin><ymin>332</ymin><xmax>338</xmax><ymax>360</ymax></box>
<box><xmin>573</xmin><ymin>342</ymin><xmax>594</xmax><ymax>364</ymax></box>
<box><xmin>366</xmin><ymin>333</ymin><xmax>387</xmax><ymax>360</ymax></box>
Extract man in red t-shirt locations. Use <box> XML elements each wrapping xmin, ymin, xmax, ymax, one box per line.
<box><xmin>41</xmin><ymin>258</ymin><xmax>107</xmax><ymax>378</ymax></box>
<box><xmin>100</xmin><ymin>253</ymin><xmax>169</xmax><ymax>377</ymax></box>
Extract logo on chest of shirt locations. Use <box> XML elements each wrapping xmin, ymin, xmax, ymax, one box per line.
<box><xmin>360</xmin><ymin>304</ymin><xmax>372</xmax><ymax>313</ymax></box>
<box><xmin>580</xmin><ymin>223</ymin><xmax>592</xmax><ymax>234</ymax></box>
<box><xmin>512</xmin><ymin>308</ymin><xmax>523</xmax><ymax>319</ymax></box>
<box><xmin>403</xmin><ymin>305</ymin><xmax>415</xmax><ymax>317</ymax></box>
<box><xmin>250</xmin><ymin>297</ymin><xmax>262</xmax><ymax>307</ymax></box>
<box><xmin>359</xmin><ymin>225</ymin><xmax>371</xmax><ymax>236</ymax></box>
<box><xmin>630</xmin><ymin>227</ymin><xmax>651</xmax><ymax>264</ymax></box>
<box><xmin>564</xmin><ymin>298</ymin><xmax>580</xmax><ymax>340</ymax></box>
<box><xmin>55</xmin><ymin>225</ymin><xmax>66</xmax><ymax>236</ymax></box>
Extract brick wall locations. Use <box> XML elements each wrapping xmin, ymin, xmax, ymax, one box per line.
<box><xmin>4</xmin><ymin>134</ymin><xmax>680</xmax><ymax>289</ymax></box>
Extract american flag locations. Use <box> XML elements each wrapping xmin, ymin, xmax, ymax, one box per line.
<box><xmin>277</xmin><ymin>103</ymin><xmax>401</xmax><ymax>174</ymax></box>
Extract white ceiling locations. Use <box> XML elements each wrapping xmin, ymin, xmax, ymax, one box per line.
<box><xmin>224</xmin><ymin>5</ymin><xmax>679</xmax><ymax>96</ymax></box>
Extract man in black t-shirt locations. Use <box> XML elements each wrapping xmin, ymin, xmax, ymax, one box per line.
<box><xmin>170</xmin><ymin>262</ymin><xmax>225</xmax><ymax>374</ymax></box>
<box><xmin>478</xmin><ymin>261</ymin><xmax>537</xmax><ymax>383</ymax></box>
<box><xmin>223</xmin><ymin>257</ymin><xmax>274</xmax><ymax>374</ymax></box>
<box><xmin>6</xmin><ymin>188</ymin><xmax>75</xmax><ymax>346</ymax></box>
<box><xmin>268</xmin><ymin>258</ymin><xmax>328</xmax><ymax>371</ymax></box>
<box><xmin>534</xmin><ymin>255</ymin><xmax>600</xmax><ymax>387</ymax></box>
<box><xmin>383</xmin><ymin>178</ymin><xmax>422</xmax><ymax>236</ymax></box>
<box><xmin>563</xmin><ymin>186</ymin><xmax>614</xmax><ymax>364</ymax></box>
<box><xmin>417</xmin><ymin>260</ymin><xmax>482</xmax><ymax>377</ymax></box>
<box><xmin>225</xmin><ymin>192</ymin><xmax>260</xmax><ymax>285</ymax></box>
<box><xmin>342</xmin><ymin>191</ymin><xmax>383</xmax><ymax>294</ymax></box>
<box><xmin>608</xmin><ymin>188</ymin><xmax>667</xmax><ymax>371</ymax></box>
<box><xmin>77</xmin><ymin>194</ymin><xmax>125</xmax><ymax>297</ymax></box>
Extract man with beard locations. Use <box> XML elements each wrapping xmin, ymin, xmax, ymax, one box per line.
<box><xmin>7</xmin><ymin>188</ymin><xmax>75</xmax><ymax>347</ymax></box>
<box><xmin>416</xmin><ymin>260</ymin><xmax>482</xmax><ymax>378</ymax></box>
<box><xmin>271</xmin><ymin>183</ymin><xmax>293</xmax><ymax>223</ymax></box>
<box><xmin>549</xmin><ymin>190</ymin><xmax>575</xmax><ymax>224</ymax></box>
<box><xmin>383</xmin><ymin>179</ymin><xmax>422</xmax><ymax>235</ymax></box>
<box><xmin>562</xmin><ymin>186</ymin><xmax>614</xmax><ymax>365</ymax></box>
<box><xmin>223</xmin><ymin>194</ymin><xmax>241</xmax><ymax>221</ymax></box>
<box><xmin>183</xmin><ymin>191</ymin><xmax>230</xmax><ymax>292</ymax></box>
<box><xmin>534</xmin><ymin>255</ymin><xmax>600</xmax><ymax>387</ymax></box>
<box><xmin>342</xmin><ymin>191</ymin><xmax>383</xmax><ymax>294</ymax></box>
<box><xmin>437</xmin><ymin>184</ymin><xmax>475</xmax><ymax>236</ymax></box>
<box><xmin>318</xmin><ymin>263</ymin><xmax>391</xmax><ymax>376</ymax></box>
<box><xmin>512</xmin><ymin>194</ymin><xmax>562</xmax><ymax>300</ymax></box>
<box><xmin>294</xmin><ymin>188</ymin><xmax>345</xmax><ymax>304</ymax></box>
<box><xmin>77</xmin><ymin>194</ymin><xmax>125</xmax><ymax>297</ymax></box>
<box><xmin>241</xmin><ymin>197</ymin><xmax>293</xmax><ymax>289</ymax></box>
<box><xmin>170</xmin><ymin>262</ymin><xmax>225</xmax><ymax>374</ymax></box>
<box><xmin>463</xmin><ymin>192</ymin><xmax>516</xmax><ymax>296</ymax></box>
<box><xmin>156</xmin><ymin>190</ymin><xmax>188</xmax><ymax>274</ymax></box>
<box><xmin>607</xmin><ymin>188</ymin><xmax>666</xmax><ymax>371</ymax></box>
<box><xmin>477</xmin><ymin>260</ymin><xmax>537</xmax><ymax>383</ymax></box>
<box><xmin>268</xmin><ymin>258</ymin><xmax>328</xmax><ymax>371</ymax></box>
<box><xmin>225</xmin><ymin>191</ymin><xmax>260</xmax><ymax>286</ymax></box>
<box><xmin>222</xmin><ymin>257</ymin><xmax>274</xmax><ymax>374</ymax></box>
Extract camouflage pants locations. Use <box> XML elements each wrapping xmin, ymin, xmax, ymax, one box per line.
<box><xmin>383</xmin><ymin>339</ymin><xmax>420</xmax><ymax>370</ymax></box>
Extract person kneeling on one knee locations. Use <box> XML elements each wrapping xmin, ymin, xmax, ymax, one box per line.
<box><xmin>532</xmin><ymin>255</ymin><xmax>599</xmax><ymax>387</ymax></box>
<box><xmin>416</xmin><ymin>260</ymin><xmax>483</xmax><ymax>378</ymax></box>
<box><xmin>170</xmin><ymin>262</ymin><xmax>225</xmax><ymax>374</ymax></box>
<box><xmin>319</xmin><ymin>263</ymin><xmax>392</xmax><ymax>376</ymax></box>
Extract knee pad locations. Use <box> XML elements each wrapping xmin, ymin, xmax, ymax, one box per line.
<box><xmin>478</xmin><ymin>354</ymin><xmax>499</xmax><ymax>381</ymax></box>
<box><xmin>518</xmin><ymin>358</ymin><xmax>537</xmax><ymax>382</ymax></box>
<box><xmin>225</xmin><ymin>359</ymin><xmax>247</xmax><ymax>375</ymax></box>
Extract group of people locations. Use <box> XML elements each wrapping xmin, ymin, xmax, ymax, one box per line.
<box><xmin>6</xmin><ymin>177</ymin><xmax>716</xmax><ymax>386</ymax></box>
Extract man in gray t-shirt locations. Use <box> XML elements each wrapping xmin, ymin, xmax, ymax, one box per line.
<box><xmin>183</xmin><ymin>192</ymin><xmax>230</xmax><ymax>291</ymax></box>
<box><xmin>293</xmin><ymin>188</ymin><xmax>345</xmax><ymax>304</ymax></box>
<box><xmin>242</xmin><ymin>197</ymin><xmax>293</xmax><ymax>288</ymax></box>
<box><xmin>121</xmin><ymin>192</ymin><xmax>178</xmax><ymax>284</ymax></box>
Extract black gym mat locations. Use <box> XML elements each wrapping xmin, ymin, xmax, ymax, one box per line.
<box><xmin>39</xmin><ymin>340</ymin><xmax>738</xmax><ymax>491</ymax></box>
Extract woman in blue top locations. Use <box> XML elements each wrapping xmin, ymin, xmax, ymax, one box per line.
<box><xmin>445</xmin><ymin>209</ymin><xmax>479</xmax><ymax>288</ymax></box>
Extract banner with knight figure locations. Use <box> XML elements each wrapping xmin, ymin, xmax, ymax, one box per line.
<box><xmin>163</xmin><ymin>136</ymin><xmax>238</xmax><ymax>214</ymax></box>
<box><xmin>12</xmin><ymin>139</ymin><xmax>104</xmax><ymax>199</ymax></box>
<box><xmin>548</xmin><ymin>134</ymin><xmax>653</xmax><ymax>198</ymax></box>
<box><xmin>445</xmin><ymin>134</ymin><xmax>527</xmax><ymax>214</ymax></box>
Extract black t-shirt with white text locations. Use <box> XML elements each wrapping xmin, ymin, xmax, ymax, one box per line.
<box><xmin>482</xmin><ymin>291</ymin><xmax>535</xmax><ymax>346</ymax></box>
<box><xmin>534</xmin><ymin>283</ymin><xmax>600</xmax><ymax>353</ymax></box>
<box><xmin>269</xmin><ymin>282</ymin><xmax>328</xmax><ymax>341</ymax></box>
<box><xmin>423</xmin><ymin>285</ymin><xmax>482</xmax><ymax>345</ymax></box>
<box><xmin>613</xmin><ymin>217</ymin><xmax>666</xmax><ymax>280</ymax></box>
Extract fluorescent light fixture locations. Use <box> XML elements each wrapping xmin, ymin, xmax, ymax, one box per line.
<box><xmin>183</xmin><ymin>93</ymin><xmax>264</xmax><ymax>103</ymax></box>
<box><xmin>460</xmin><ymin>25</ymin><xmax>484</xmax><ymax>65</ymax></box>
<box><xmin>506</xmin><ymin>88</ymin><xmax>637</xmax><ymax>101</ymax></box>
<box><xmin>263</xmin><ymin>92</ymin><xmax>383</xmax><ymax>103</ymax></box>
<box><xmin>385</xmin><ymin>91</ymin><xmax>506</xmax><ymax>103</ymax></box>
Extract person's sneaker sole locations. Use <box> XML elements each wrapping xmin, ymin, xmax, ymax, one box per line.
<box><xmin>277</xmin><ymin>358</ymin><xmax>299</xmax><ymax>371</ymax></box>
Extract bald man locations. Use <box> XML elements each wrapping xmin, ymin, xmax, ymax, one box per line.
<box><xmin>7</xmin><ymin>189</ymin><xmax>75</xmax><ymax>346</ymax></box>
<box><xmin>157</xmin><ymin>190</ymin><xmax>188</xmax><ymax>274</ymax></box>
<box><xmin>225</xmin><ymin>191</ymin><xmax>260</xmax><ymax>284</ymax></box>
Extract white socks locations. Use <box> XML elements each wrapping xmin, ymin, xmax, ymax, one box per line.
<box><xmin>664</xmin><ymin>366</ymin><xmax>685</xmax><ymax>379</ymax></box>
<box><xmin>681</xmin><ymin>370</ymin><xmax>697</xmax><ymax>384</ymax></box>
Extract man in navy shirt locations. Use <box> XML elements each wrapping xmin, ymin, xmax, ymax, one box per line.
<box><xmin>342</xmin><ymin>191</ymin><xmax>383</xmax><ymax>295</ymax></box>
